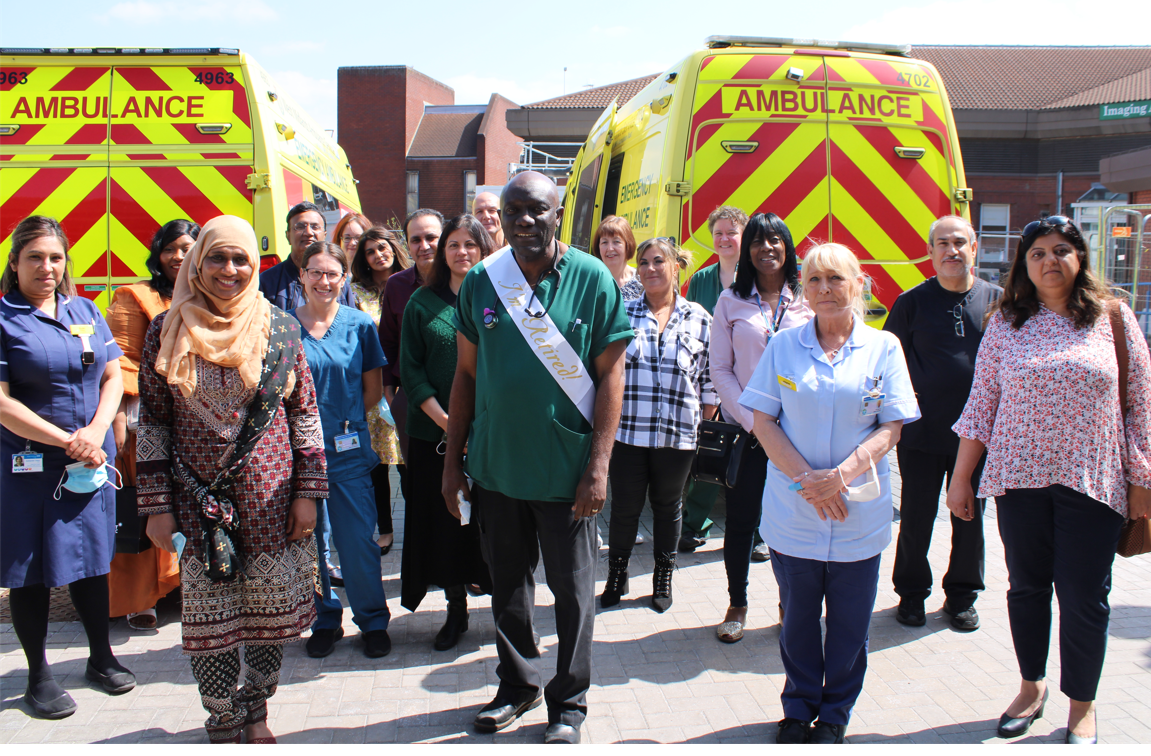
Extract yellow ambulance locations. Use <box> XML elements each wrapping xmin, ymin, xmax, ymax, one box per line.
<box><xmin>0</xmin><ymin>47</ymin><xmax>360</xmax><ymax>310</ymax></box>
<box><xmin>560</xmin><ymin>36</ymin><xmax>972</xmax><ymax>323</ymax></box>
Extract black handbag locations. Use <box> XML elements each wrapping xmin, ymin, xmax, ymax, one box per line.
<box><xmin>691</xmin><ymin>419</ymin><xmax>748</xmax><ymax>488</ymax></box>
<box><xmin>114</xmin><ymin>484</ymin><xmax>152</xmax><ymax>554</ymax></box>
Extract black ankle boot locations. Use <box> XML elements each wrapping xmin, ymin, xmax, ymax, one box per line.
<box><xmin>600</xmin><ymin>555</ymin><xmax>630</xmax><ymax>608</ymax></box>
<box><xmin>434</xmin><ymin>586</ymin><xmax>469</xmax><ymax>651</ymax></box>
<box><xmin>652</xmin><ymin>552</ymin><xmax>676</xmax><ymax>613</ymax></box>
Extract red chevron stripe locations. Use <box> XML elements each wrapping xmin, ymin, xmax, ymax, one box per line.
<box><xmin>188</xmin><ymin>67</ymin><xmax>251</xmax><ymax>128</ymax></box>
<box><xmin>827</xmin><ymin>219</ymin><xmax>904</xmax><ymax>312</ymax></box>
<box><xmin>914</xmin><ymin>104</ymin><xmax>954</xmax><ymax>168</ymax></box>
<box><xmin>65</xmin><ymin>123</ymin><xmax>109</xmax><ymax>144</ymax></box>
<box><xmin>1</xmin><ymin>67</ymin><xmax>37</xmax><ymax>92</ymax></box>
<box><xmin>690</xmin><ymin>121</ymin><xmax>801</xmax><ymax>231</ymax></box>
<box><xmin>109</xmin><ymin>178</ymin><xmax>159</xmax><ymax>251</ymax></box>
<box><xmin>58</xmin><ymin>178</ymin><xmax>109</xmax><ymax>248</ymax></box>
<box><xmin>795</xmin><ymin>215</ymin><xmax>829</xmax><ymax>255</ymax></box>
<box><xmin>116</xmin><ymin>67</ymin><xmax>171</xmax><ymax>92</ymax></box>
<box><xmin>699</xmin><ymin>56</ymin><xmax>717</xmax><ymax>75</ymax></box>
<box><xmin>50</xmin><ymin>67</ymin><xmax>109</xmax><ymax>92</ymax></box>
<box><xmin>846</xmin><ymin>125</ymin><xmax>950</xmax><ymax>217</ymax></box>
<box><xmin>2</xmin><ymin>123</ymin><xmax>45</xmax><ymax>144</ymax></box>
<box><xmin>828</xmin><ymin>141</ymin><xmax>927</xmax><ymax>258</ymax></box>
<box><xmin>0</xmin><ymin>167</ymin><xmax>76</xmax><ymax>230</ymax></box>
<box><xmin>111</xmin><ymin>123</ymin><xmax>151</xmax><ymax>145</ymax></box>
<box><xmin>686</xmin><ymin>90</ymin><xmax>724</xmax><ymax>160</ymax></box>
<box><xmin>215</xmin><ymin>165</ymin><xmax>253</xmax><ymax>202</ymax></box>
<box><xmin>139</xmin><ymin>166</ymin><xmax>225</xmax><ymax>226</ymax></box>
<box><xmin>729</xmin><ymin>55</ymin><xmax>791</xmax><ymax>81</ymax></box>
<box><xmin>757</xmin><ymin>144</ymin><xmax>828</xmax><ymax>224</ymax></box>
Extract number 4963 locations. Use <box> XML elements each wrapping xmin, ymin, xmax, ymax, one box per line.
<box><xmin>194</xmin><ymin>71</ymin><xmax>235</xmax><ymax>85</ymax></box>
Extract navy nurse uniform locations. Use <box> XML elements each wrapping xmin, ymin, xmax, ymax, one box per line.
<box><xmin>0</xmin><ymin>290</ymin><xmax>123</xmax><ymax>588</ymax></box>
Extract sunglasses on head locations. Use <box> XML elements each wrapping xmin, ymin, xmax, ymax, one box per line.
<box><xmin>1021</xmin><ymin>215</ymin><xmax>1073</xmax><ymax>238</ymax></box>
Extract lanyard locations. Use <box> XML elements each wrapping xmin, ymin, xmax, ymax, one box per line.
<box><xmin>755</xmin><ymin>290</ymin><xmax>790</xmax><ymax>336</ymax></box>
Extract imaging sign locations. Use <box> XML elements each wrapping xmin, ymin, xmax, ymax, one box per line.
<box><xmin>1100</xmin><ymin>100</ymin><xmax>1151</xmax><ymax>120</ymax></box>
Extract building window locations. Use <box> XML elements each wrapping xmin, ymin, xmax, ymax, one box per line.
<box><xmin>406</xmin><ymin>171</ymin><xmax>419</xmax><ymax>214</ymax></box>
<box><xmin>464</xmin><ymin>171</ymin><xmax>477</xmax><ymax>212</ymax></box>
<box><xmin>978</xmin><ymin>203</ymin><xmax>1011</xmax><ymax>263</ymax></box>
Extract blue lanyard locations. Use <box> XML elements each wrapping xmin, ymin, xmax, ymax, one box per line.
<box><xmin>755</xmin><ymin>290</ymin><xmax>790</xmax><ymax>336</ymax></box>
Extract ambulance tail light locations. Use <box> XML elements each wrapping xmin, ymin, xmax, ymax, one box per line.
<box><xmin>195</xmin><ymin>123</ymin><xmax>233</xmax><ymax>135</ymax></box>
<box><xmin>259</xmin><ymin>255</ymin><xmax>280</xmax><ymax>274</ymax></box>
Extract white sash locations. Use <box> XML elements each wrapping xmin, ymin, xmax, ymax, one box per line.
<box><xmin>483</xmin><ymin>246</ymin><xmax>596</xmax><ymax>425</ymax></box>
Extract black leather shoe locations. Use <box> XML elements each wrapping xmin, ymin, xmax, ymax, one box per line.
<box><xmin>544</xmin><ymin>723</ymin><xmax>581</xmax><ymax>743</ymax></box>
<box><xmin>776</xmin><ymin>717</ymin><xmax>810</xmax><ymax>744</ymax></box>
<box><xmin>678</xmin><ymin>534</ymin><xmax>706</xmax><ymax>553</ymax></box>
<box><xmin>997</xmin><ymin>688</ymin><xmax>1048</xmax><ymax>738</ymax></box>
<box><xmin>306</xmin><ymin>626</ymin><xmax>344</xmax><ymax>658</ymax></box>
<box><xmin>434</xmin><ymin>610</ymin><xmax>469</xmax><ymax>651</ymax></box>
<box><xmin>363</xmin><ymin>629</ymin><xmax>392</xmax><ymax>658</ymax></box>
<box><xmin>809</xmin><ymin>721</ymin><xmax>847</xmax><ymax>744</ymax></box>
<box><xmin>943</xmin><ymin>601</ymin><xmax>980</xmax><ymax>632</ymax></box>
<box><xmin>23</xmin><ymin>686</ymin><xmax>77</xmax><ymax>719</ymax></box>
<box><xmin>85</xmin><ymin>660</ymin><xmax>136</xmax><ymax>694</ymax></box>
<box><xmin>327</xmin><ymin>564</ymin><xmax>345</xmax><ymax>587</ymax></box>
<box><xmin>896</xmin><ymin>602</ymin><xmax>926</xmax><ymax>627</ymax></box>
<box><xmin>474</xmin><ymin>692</ymin><xmax>544</xmax><ymax>733</ymax></box>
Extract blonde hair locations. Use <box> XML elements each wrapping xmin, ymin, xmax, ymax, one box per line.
<box><xmin>801</xmin><ymin>243</ymin><xmax>868</xmax><ymax>319</ymax></box>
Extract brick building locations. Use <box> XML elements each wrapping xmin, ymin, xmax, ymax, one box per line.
<box><xmin>337</xmin><ymin>66</ymin><xmax>521</xmax><ymax>226</ymax></box>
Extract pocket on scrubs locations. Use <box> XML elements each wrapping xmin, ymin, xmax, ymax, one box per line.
<box><xmin>551</xmin><ymin>417</ymin><xmax>592</xmax><ymax>494</ymax></box>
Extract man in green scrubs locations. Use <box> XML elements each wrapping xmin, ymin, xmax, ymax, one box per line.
<box><xmin>444</xmin><ymin>171</ymin><xmax>633</xmax><ymax>744</ymax></box>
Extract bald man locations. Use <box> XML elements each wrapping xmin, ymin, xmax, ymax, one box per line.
<box><xmin>472</xmin><ymin>191</ymin><xmax>504</xmax><ymax>248</ymax></box>
<box><xmin>445</xmin><ymin>172</ymin><xmax>634</xmax><ymax>743</ymax></box>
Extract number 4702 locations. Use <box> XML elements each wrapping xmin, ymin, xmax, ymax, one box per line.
<box><xmin>194</xmin><ymin>71</ymin><xmax>235</xmax><ymax>85</ymax></box>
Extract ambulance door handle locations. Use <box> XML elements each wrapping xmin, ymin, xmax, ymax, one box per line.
<box><xmin>894</xmin><ymin>146</ymin><xmax>926</xmax><ymax>159</ymax></box>
<box><xmin>722</xmin><ymin>141</ymin><xmax>759</xmax><ymax>154</ymax></box>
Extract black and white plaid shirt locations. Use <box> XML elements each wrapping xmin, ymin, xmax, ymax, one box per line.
<box><xmin>617</xmin><ymin>296</ymin><xmax>717</xmax><ymax>450</ymax></box>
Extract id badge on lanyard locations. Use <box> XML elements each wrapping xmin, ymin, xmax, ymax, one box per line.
<box><xmin>70</xmin><ymin>321</ymin><xmax>96</xmax><ymax>365</ymax></box>
<box><xmin>333</xmin><ymin>421</ymin><xmax>361</xmax><ymax>453</ymax></box>
<box><xmin>12</xmin><ymin>441</ymin><xmax>43</xmax><ymax>473</ymax></box>
<box><xmin>861</xmin><ymin>375</ymin><xmax>885</xmax><ymax>417</ymax></box>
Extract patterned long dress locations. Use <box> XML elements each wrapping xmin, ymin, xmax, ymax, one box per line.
<box><xmin>352</xmin><ymin>280</ymin><xmax>402</xmax><ymax>465</ymax></box>
<box><xmin>136</xmin><ymin>312</ymin><xmax>327</xmax><ymax>654</ymax></box>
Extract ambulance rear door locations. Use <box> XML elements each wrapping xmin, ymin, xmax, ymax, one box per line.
<box><xmin>822</xmin><ymin>54</ymin><xmax>963</xmax><ymax>321</ymax></box>
<box><xmin>683</xmin><ymin>51</ymin><xmax>830</xmax><ymax>273</ymax></box>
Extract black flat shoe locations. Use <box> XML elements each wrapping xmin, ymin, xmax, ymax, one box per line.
<box><xmin>306</xmin><ymin>626</ymin><xmax>344</xmax><ymax>658</ymax></box>
<box><xmin>474</xmin><ymin>692</ymin><xmax>543</xmax><ymax>733</ymax></box>
<box><xmin>776</xmin><ymin>717</ymin><xmax>810</xmax><ymax>744</ymax></box>
<box><xmin>896</xmin><ymin>602</ymin><xmax>926</xmax><ymax>627</ymax></box>
<box><xmin>363</xmin><ymin>629</ymin><xmax>392</xmax><ymax>658</ymax></box>
<box><xmin>997</xmin><ymin>688</ymin><xmax>1048</xmax><ymax>738</ymax></box>
<box><xmin>23</xmin><ymin>686</ymin><xmax>77</xmax><ymax>719</ymax></box>
<box><xmin>85</xmin><ymin>660</ymin><xmax>136</xmax><ymax>694</ymax></box>
<box><xmin>433</xmin><ymin>610</ymin><xmax>469</xmax><ymax>651</ymax></box>
<box><xmin>809</xmin><ymin>721</ymin><xmax>847</xmax><ymax>744</ymax></box>
<box><xmin>544</xmin><ymin>722</ymin><xmax>581</xmax><ymax>743</ymax></box>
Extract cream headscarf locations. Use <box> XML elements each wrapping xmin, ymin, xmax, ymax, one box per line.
<box><xmin>154</xmin><ymin>215</ymin><xmax>277</xmax><ymax>398</ymax></box>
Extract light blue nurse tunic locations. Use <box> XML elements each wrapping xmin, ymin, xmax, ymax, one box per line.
<box><xmin>1</xmin><ymin>289</ymin><xmax>123</xmax><ymax>587</ymax></box>
<box><xmin>739</xmin><ymin>316</ymin><xmax>920</xmax><ymax>563</ymax></box>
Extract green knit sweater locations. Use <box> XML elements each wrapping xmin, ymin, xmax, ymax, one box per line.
<box><xmin>399</xmin><ymin>286</ymin><xmax>459</xmax><ymax>443</ymax></box>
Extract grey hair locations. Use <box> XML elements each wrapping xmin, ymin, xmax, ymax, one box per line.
<box><xmin>928</xmin><ymin>215</ymin><xmax>976</xmax><ymax>246</ymax></box>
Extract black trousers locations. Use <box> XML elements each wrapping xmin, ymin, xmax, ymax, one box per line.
<box><xmin>997</xmin><ymin>485</ymin><xmax>1125</xmax><ymax>701</ymax></box>
<box><xmin>891</xmin><ymin>445</ymin><xmax>986</xmax><ymax>610</ymax></box>
<box><xmin>607</xmin><ymin>441</ymin><xmax>695</xmax><ymax>557</ymax></box>
<box><xmin>472</xmin><ymin>484</ymin><xmax>596</xmax><ymax>727</ymax></box>
<box><xmin>724</xmin><ymin>442</ymin><xmax>768</xmax><ymax>608</ymax></box>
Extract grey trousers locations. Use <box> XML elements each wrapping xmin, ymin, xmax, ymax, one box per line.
<box><xmin>472</xmin><ymin>484</ymin><xmax>597</xmax><ymax>727</ymax></box>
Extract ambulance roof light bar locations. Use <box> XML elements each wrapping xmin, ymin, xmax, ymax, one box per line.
<box><xmin>1</xmin><ymin>47</ymin><xmax>240</xmax><ymax>56</ymax></box>
<box><xmin>705</xmin><ymin>36</ymin><xmax>911</xmax><ymax>57</ymax></box>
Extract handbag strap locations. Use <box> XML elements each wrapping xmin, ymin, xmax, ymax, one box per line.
<box><xmin>1109</xmin><ymin>300</ymin><xmax>1128</xmax><ymax>421</ymax></box>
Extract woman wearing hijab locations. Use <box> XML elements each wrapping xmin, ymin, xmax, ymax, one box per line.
<box><xmin>136</xmin><ymin>216</ymin><xmax>327</xmax><ymax>744</ymax></box>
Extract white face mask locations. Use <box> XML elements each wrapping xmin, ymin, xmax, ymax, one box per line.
<box><xmin>841</xmin><ymin>446</ymin><xmax>880</xmax><ymax>502</ymax></box>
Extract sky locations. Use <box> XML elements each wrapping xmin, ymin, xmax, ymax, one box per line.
<box><xmin>2</xmin><ymin>0</ymin><xmax>1147</xmax><ymax>138</ymax></box>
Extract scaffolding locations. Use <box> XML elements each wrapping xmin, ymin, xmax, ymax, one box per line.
<box><xmin>508</xmin><ymin>142</ymin><xmax>578</xmax><ymax>183</ymax></box>
<box><xmin>1099</xmin><ymin>205</ymin><xmax>1151</xmax><ymax>343</ymax></box>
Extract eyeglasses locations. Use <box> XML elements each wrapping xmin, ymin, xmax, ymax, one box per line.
<box><xmin>1021</xmin><ymin>215</ymin><xmax>1073</xmax><ymax>238</ymax></box>
<box><xmin>304</xmin><ymin>269</ymin><xmax>344</xmax><ymax>282</ymax></box>
<box><xmin>952</xmin><ymin>304</ymin><xmax>965</xmax><ymax>338</ymax></box>
<box><xmin>340</xmin><ymin>234</ymin><xmax>361</xmax><ymax>245</ymax></box>
<box><xmin>293</xmin><ymin>221</ymin><xmax>324</xmax><ymax>233</ymax></box>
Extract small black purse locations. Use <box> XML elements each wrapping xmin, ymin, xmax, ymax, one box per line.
<box><xmin>691</xmin><ymin>419</ymin><xmax>748</xmax><ymax>488</ymax></box>
<box><xmin>114</xmin><ymin>484</ymin><xmax>152</xmax><ymax>554</ymax></box>
<box><xmin>201</xmin><ymin>514</ymin><xmax>242</xmax><ymax>582</ymax></box>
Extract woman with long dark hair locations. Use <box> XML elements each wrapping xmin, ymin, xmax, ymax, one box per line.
<box><xmin>399</xmin><ymin>214</ymin><xmax>493</xmax><ymax>650</ymax></box>
<box><xmin>350</xmin><ymin>226</ymin><xmax>411</xmax><ymax>554</ymax></box>
<box><xmin>709</xmin><ymin>211</ymin><xmax>812</xmax><ymax>643</ymax></box>
<box><xmin>106</xmin><ymin>219</ymin><xmax>199</xmax><ymax>630</ymax></box>
<box><xmin>948</xmin><ymin>216</ymin><xmax>1151</xmax><ymax>744</ymax></box>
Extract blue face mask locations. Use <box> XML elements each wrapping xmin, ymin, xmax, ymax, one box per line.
<box><xmin>54</xmin><ymin>461</ymin><xmax>122</xmax><ymax>500</ymax></box>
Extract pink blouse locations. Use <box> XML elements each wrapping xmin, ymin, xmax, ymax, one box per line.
<box><xmin>953</xmin><ymin>304</ymin><xmax>1151</xmax><ymax>516</ymax></box>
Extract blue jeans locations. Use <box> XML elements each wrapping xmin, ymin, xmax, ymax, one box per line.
<box><xmin>312</xmin><ymin>472</ymin><xmax>390</xmax><ymax>633</ymax></box>
<box><xmin>771</xmin><ymin>549</ymin><xmax>881</xmax><ymax>725</ymax></box>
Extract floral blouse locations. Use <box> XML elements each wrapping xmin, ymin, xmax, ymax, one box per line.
<box><xmin>953</xmin><ymin>304</ymin><xmax>1151</xmax><ymax>516</ymax></box>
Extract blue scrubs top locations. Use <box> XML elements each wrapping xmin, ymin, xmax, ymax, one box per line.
<box><xmin>0</xmin><ymin>289</ymin><xmax>123</xmax><ymax>587</ymax></box>
<box><xmin>293</xmin><ymin>304</ymin><xmax>387</xmax><ymax>479</ymax></box>
<box><xmin>739</xmin><ymin>316</ymin><xmax>920</xmax><ymax>563</ymax></box>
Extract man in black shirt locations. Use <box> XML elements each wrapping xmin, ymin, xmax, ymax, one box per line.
<box><xmin>884</xmin><ymin>215</ymin><xmax>1002</xmax><ymax>632</ymax></box>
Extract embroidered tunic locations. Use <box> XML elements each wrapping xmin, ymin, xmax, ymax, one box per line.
<box><xmin>953</xmin><ymin>305</ymin><xmax>1151</xmax><ymax>517</ymax></box>
<box><xmin>136</xmin><ymin>312</ymin><xmax>328</xmax><ymax>654</ymax></box>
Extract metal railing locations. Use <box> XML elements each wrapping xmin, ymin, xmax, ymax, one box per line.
<box><xmin>1100</xmin><ymin>205</ymin><xmax>1151</xmax><ymax>343</ymax></box>
<box><xmin>508</xmin><ymin>142</ymin><xmax>577</xmax><ymax>182</ymax></box>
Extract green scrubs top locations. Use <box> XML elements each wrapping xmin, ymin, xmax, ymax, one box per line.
<box><xmin>686</xmin><ymin>263</ymin><xmax>724</xmax><ymax>316</ymax></box>
<box><xmin>455</xmin><ymin>248</ymin><xmax>634</xmax><ymax>502</ymax></box>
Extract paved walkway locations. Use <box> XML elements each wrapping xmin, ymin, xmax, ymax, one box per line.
<box><xmin>3</xmin><ymin>459</ymin><xmax>1150</xmax><ymax>744</ymax></box>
